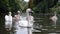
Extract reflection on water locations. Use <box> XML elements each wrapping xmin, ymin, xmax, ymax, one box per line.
<box><xmin>36</xmin><ymin>32</ymin><xmax>60</xmax><ymax>34</ymax></box>
<box><xmin>49</xmin><ymin>33</ymin><xmax>60</xmax><ymax>34</ymax></box>
<box><xmin>49</xmin><ymin>33</ymin><xmax>56</xmax><ymax>34</ymax></box>
<box><xmin>0</xmin><ymin>14</ymin><xmax>60</xmax><ymax>34</ymax></box>
<box><xmin>33</xmin><ymin>33</ymin><xmax>60</xmax><ymax>34</ymax></box>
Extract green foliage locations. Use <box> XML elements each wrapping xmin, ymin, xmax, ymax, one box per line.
<box><xmin>0</xmin><ymin>0</ymin><xmax>21</xmax><ymax>13</ymax></box>
<box><xmin>0</xmin><ymin>0</ymin><xmax>58</xmax><ymax>13</ymax></box>
<box><xmin>49</xmin><ymin>2</ymin><xmax>60</xmax><ymax>14</ymax></box>
<box><xmin>16</xmin><ymin>0</ymin><xmax>28</xmax><ymax>11</ymax></box>
<box><xmin>32</xmin><ymin>0</ymin><xmax>58</xmax><ymax>13</ymax></box>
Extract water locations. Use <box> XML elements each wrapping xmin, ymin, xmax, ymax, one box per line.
<box><xmin>0</xmin><ymin>13</ymin><xmax>60</xmax><ymax>34</ymax></box>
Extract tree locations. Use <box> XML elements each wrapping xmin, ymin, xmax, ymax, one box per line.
<box><xmin>32</xmin><ymin>0</ymin><xmax>58</xmax><ymax>13</ymax></box>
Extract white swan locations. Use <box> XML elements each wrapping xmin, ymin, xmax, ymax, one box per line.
<box><xmin>26</xmin><ymin>8</ymin><xmax>34</xmax><ymax>34</ymax></box>
<box><xmin>5</xmin><ymin>12</ymin><xmax>12</xmax><ymax>31</ymax></box>
<box><xmin>50</xmin><ymin>12</ymin><xmax>58</xmax><ymax>28</ymax></box>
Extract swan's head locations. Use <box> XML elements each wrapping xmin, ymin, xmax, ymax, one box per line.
<box><xmin>54</xmin><ymin>11</ymin><xmax>57</xmax><ymax>16</ymax></box>
<box><xmin>26</xmin><ymin>8</ymin><xmax>33</xmax><ymax>12</ymax></box>
<box><xmin>9</xmin><ymin>12</ymin><xmax>11</xmax><ymax>15</ymax></box>
<box><xmin>17</xmin><ymin>10</ymin><xmax>20</xmax><ymax>14</ymax></box>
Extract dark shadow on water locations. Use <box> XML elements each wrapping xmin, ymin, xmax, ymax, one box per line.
<box><xmin>0</xmin><ymin>13</ymin><xmax>8</xmax><ymax>34</ymax></box>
